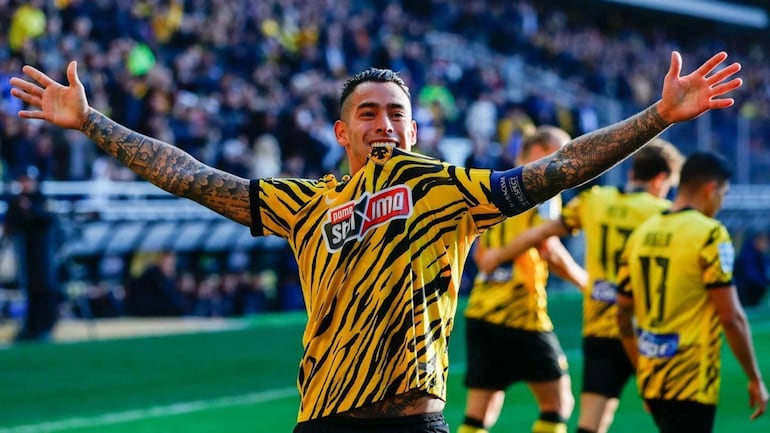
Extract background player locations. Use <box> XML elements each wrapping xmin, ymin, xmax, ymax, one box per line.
<box><xmin>477</xmin><ymin>139</ymin><xmax>684</xmax><ymax>433</ymax></box>
<box><xmin>616</xmin><ymin>151</ymin><xmax>768</xmax><ymax>432</ymax></box>
<box><xmin>458</xmin><ymin>126</ymin><xmax>588</xmax><ymax>433</ymax></box>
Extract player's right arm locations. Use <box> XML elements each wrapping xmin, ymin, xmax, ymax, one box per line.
<box><xmin>708</xmin><ymin>285</ymin><xmax>769</xmax><ymax>420</ymax></box>
<box><xmin>10</xmin><ymin>61</ymin><xmax>252</xmax><ymax>227</ymax></box>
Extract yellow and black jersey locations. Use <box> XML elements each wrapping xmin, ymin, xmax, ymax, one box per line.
<box><xmin>562</xmin><ymin>186</ymin><xmax>670</xmax><ymax>338</ymax></box>
<box><xmin>465</xmin><ymin>198</ymin><xmax>561</xmax><ymax>332</ymax></box>
<box><xmin>617</xmin><ymin>209</ymin><xmax>734</xmax><ymax>405</ymax></box>
<box><xmin>249</xmin><ymin>147</ymin><xmax>529</xmax><ymax>421</ymax></box>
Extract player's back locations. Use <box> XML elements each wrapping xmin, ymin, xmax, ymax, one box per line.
<box><xmin>620</xmin><ymin>208</ymin><xmax>734</xmax><ymax>404</ymax></box>
<box><xmin>562</xmin><ymin>185</ymin><xmax>670</xmax><ymax>337</ymax></box>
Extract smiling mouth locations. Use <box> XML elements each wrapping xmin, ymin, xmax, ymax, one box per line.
<box><xmin>370</xmin><ymin>141</ymin><xmax>398</xmax><ymax>149</ymax></box>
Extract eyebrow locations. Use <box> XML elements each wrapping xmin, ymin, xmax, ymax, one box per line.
<box><xmin>355</xmin><ymin>101</ymin><xmax>407</xmax><ymax>111</ymax></box>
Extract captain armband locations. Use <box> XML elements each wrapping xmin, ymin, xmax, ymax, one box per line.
<box><xmin>490</xmin><ymin>166</ymin><xmax>536</xmax><ymax>217</ymax></box>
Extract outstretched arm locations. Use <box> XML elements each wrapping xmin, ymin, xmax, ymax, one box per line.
<box><xmin>10</xmin><ymin>61</ymin><xmax>252</xmax><ymax>226</ymax></box>
<box><xmin>521</xmin><ymin>51</ymin><xmax>742</xmax><ymax>204</ymax></box>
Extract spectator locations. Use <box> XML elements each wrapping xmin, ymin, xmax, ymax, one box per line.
<box><xmin>735</xmin><ymin>230</ymin><xmax>770</xmax><ymax>308</ymax></box>
<box><xmin>4</xmin><ymin>168</ymin><xmax>61</xmax><ymax>342</ymax></box>
<box><xmin>124</xmin><ymin>251</ymin><xmax>186</xmax><ymax>317</ymax></box>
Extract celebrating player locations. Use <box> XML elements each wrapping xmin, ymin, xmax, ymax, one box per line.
<box><xmin>10</xmin><ymin>51</ymin><xmax>741</xmax><ymax>432</ymax></box>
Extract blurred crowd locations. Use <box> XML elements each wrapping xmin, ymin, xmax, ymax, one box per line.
<box><xmin>68</xmin><ymin>250</ymin><xmax>303</xmax><ymax>320</ymax></box>
<box><xmin>1</xmin><ymin>0</ymin><xmax>770</xmax><ymax>321</ymax></box>
<box><xmin>2</xmin><ymin>0</ymin><xmax>770</xmax><ymax>184</ymax></box>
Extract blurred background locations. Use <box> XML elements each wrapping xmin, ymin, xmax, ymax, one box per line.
<box><xmin>0</xmin><ymin>0</ymin><xmax>769</xmax><ymax>429</ymax></box>
<box><xmin>2</xmin><ymin>0</ymin><xmax>770</xmax><ymax>329</ymax></box>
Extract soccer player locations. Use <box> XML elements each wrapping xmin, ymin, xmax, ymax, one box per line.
<box><xmin>616</xmin><ymin>151</ymin><xmax>768</xmax><ymax>432</ymax></box>
<box><xmin>476</xmin><ymin>138</ymin><xmax>685</xmax><ymax>433</ymax></box>
<box><xmin>458</xmin><ymin>126</ymin><xmax>588</xmax><ymax>433</ymax></box>
<box><xmin>10</xmin><ymin>51</ymin><xmax>741</xmax><ymax>433</ymax></box>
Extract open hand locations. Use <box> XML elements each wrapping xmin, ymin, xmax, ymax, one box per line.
<box><xmin>749</xmin><ymin>378</ymin><xmax>768</xmax><ymax>420</ymax></box>
<box><xmin>10</xmin><ymin>60</ymin><xmax>90</xmax><ymax>130</ymax></box>
<box><xmin>658</xmin><ymin>51</ymin><xmax>742</xmax><ymax>123</ymax></box>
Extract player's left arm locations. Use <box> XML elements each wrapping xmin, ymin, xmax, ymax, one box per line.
<box><xmin>708</xmin><ymin>285</ymin><xmax>769</xmax><ymax>420</ymax></box>
<box><xmin>541</xmin><ymin>235</ymin><xmax>588</xmax><ymax>290</ymax></box>
<box><xmin>616</xmin><ymin>291</ymin><xmax>638</xmax><ymax>369</ymax></box>
<box><xmin>477</xmin><ymin>219</ymin><xmax>568</xmax><ymax>274</ymax></box>
<box><xmin>616</xmin><ymin>244</ymin><xmax>638</xmax><ymax>369</ymax></box>
<box><xmin>489</xmin><ymin>52</ymin><xmax>741</xmax><ymax>211</ymax></box>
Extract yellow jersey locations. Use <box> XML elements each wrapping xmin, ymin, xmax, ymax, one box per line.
<box><xmin>562</xmin><ymin>186</ymin><xmax>670</xmax><ymax>338</ymax></box>
<box><xmin>617</xmin><ymin>208</ymin><xmax>734</xmax><ymax>404</ymax></box>
<box><xmin>250</xmin><ymin>147</ymin><xmax>517</xmax><ymax>421</ymax></box>
<box><xmin>465</xmin><ymin>199</ymin><xmax>561</xmax><ymax>332</ymax></box>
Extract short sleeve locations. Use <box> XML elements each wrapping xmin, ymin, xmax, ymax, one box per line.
<box><xmin>702</xmin><ymin>224</ymin><xmax>734</xmax><ymax>289</ymax></box>
<box><xmin>249</xmin><ymin>178</ymin><xmax>325</xmax><ymax>238</ymax></box>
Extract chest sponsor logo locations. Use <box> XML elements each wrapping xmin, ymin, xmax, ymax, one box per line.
<box><xmin>476</xmin><ymin>264</ymin><xmax>514</xmax><ymax>283</ymax></box>
<box><xmin>637</xmin><ymin>329</ymin><xmax>679</xmax><ymax>358</ymax></box>
<box><xmin>322</xmin><ymin>185</ymin><xmax>413</xmax><ymax>252</ymax></box>
<box><xmin>590</xmin><ymin>279</ymin><xmax>617</xmax><ymax>304</ymax></box>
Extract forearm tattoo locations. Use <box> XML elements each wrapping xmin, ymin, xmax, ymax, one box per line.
<box><xmin>524</xmin><ymin>104</ymin><xmax>669</xmax><ymax>203</ymax></box>
<box><xmin>81</xmin><ymin>109</ymin><xmax>251</xmax><ymax>226</ymax></box>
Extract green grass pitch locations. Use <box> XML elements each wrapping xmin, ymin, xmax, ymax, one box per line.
<box><xmin>1</xmin><ymin>293</ymin><xmax>769</xmax><ymax>432</ymax></box>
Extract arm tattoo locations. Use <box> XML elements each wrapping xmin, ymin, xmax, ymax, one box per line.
<box><xmin>523</xmin><ymin>103</ymin><xmax>669</xmax><ymax>203</ymax></box>
<box><xmin>81</xmin><ymin>109</ymin><xmax>252</xmax><ymax>226</ymax></box>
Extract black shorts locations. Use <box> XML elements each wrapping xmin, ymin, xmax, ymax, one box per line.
<box><xmin>581</xmin><ymin>336</ymin><xmax>635</xmax><ymax>398</ymax></box>
<box><xmin>645</xmin><ymin>399</ymin><xmax>716</xmax><ymax>433</ymax></box>
<box><xmin>464</xmin><ymin>318</ymin><xmax>568</xmax><ymax>389</ymax></box>
<box><xmin>293</xmin><ymin>412</ymin><xmax>448</xmax><ymax>433</ymax></box>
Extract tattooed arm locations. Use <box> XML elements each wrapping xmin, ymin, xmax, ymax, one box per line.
<box><xmin>521</xmin><ymin>51</ymin><xmax>742</xmax><ymax>204</ymax></box>
<box><xmin>10</xmin><ymin>61</ymin><xmax>251</xmax><ymax>226</ymax></box>
<box><xmin>81</xmin><ymin>110</ymin><xmax>251</xmax><ymax>225</ymax></box>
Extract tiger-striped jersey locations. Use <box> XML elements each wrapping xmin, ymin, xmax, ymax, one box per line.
<box><xmin>465</xmin><ymin>198</ymin><xmax>561</xmax><ymax>332</ymax></box>
<box><xmin>561</xmin><ymin>186</ymin><xmax>670</xmax><ymax>338</ymax></box>
<box><xmin>250</xmin><ymin>147</ymin><xmax>508</xmax><ymax>421</ymax></box>
<box><xmin>617</xmin><ymin>208</ymin><xmax>734</xmax><ymax>405</ymax></box>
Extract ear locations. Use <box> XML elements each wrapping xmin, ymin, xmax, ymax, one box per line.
<box><xmin>334</xmin><ymin>120</ymin><xmax>349</xmax><ymax>148</ymax></box>
<box><xmin>409</xmin><ymin>119</ymin><xmax>418</xmax><ymax>147</ymax></box>
<box><xmin>651</xmin><ymin>171</ymin><xmax>669</xmax><ymax>188</ymax></box>
<box><xmin>701</xmin><ymin>179</ymin><xmax>719</xmax><ymax>199</ymax></box>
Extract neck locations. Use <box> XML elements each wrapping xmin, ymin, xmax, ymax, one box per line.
<box><xmin>670</xmin><ymin>195</ymin><xmax>705</xmax><ymax>215</ymax></box>
<box><xmin>625</xmin><ymin>180</ymin><xmax>651</xmax><ymax>195</ymax></box>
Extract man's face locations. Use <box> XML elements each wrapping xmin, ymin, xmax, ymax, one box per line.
<box><xmin>334</xmin><ymin>82</ymin><xmax>417</xmax><ymax>174</ymax></box>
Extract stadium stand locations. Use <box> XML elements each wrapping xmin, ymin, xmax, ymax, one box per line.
<box><xmin>1</xmin><ymin>0</ymin><xmax>769</xmax><ymax>319</ymax></box>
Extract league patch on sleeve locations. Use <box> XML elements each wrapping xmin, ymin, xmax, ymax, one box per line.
<box><xmin>717</xmin><ymin>241</ymin><xmax>734</xmax><ymax>273</ymax></box>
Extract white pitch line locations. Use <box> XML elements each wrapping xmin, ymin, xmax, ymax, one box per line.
<box><xmin>0</xmin><ymin>387</ymin><xmax>297</xmax><ymax>433</ymax></box>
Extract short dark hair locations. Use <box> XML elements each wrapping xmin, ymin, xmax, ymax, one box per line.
<box><xmin>679</xmin><ymin>151</ymin><xmax>733</xmax><ymax>190</ymax></box>
<box><xmin>339</xmin><ymin>68</ymin><xmax>411</xmax><ymax>116</ymax></box>
<box><xmin>631</xmin><ymin>138</ymin><xmax>684</xmax><ymax>182</ymax></box>
<box><xmin>520</xmin><ymin>125</ymin><xmax>570</xmax><ymax>160</ymax></box>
